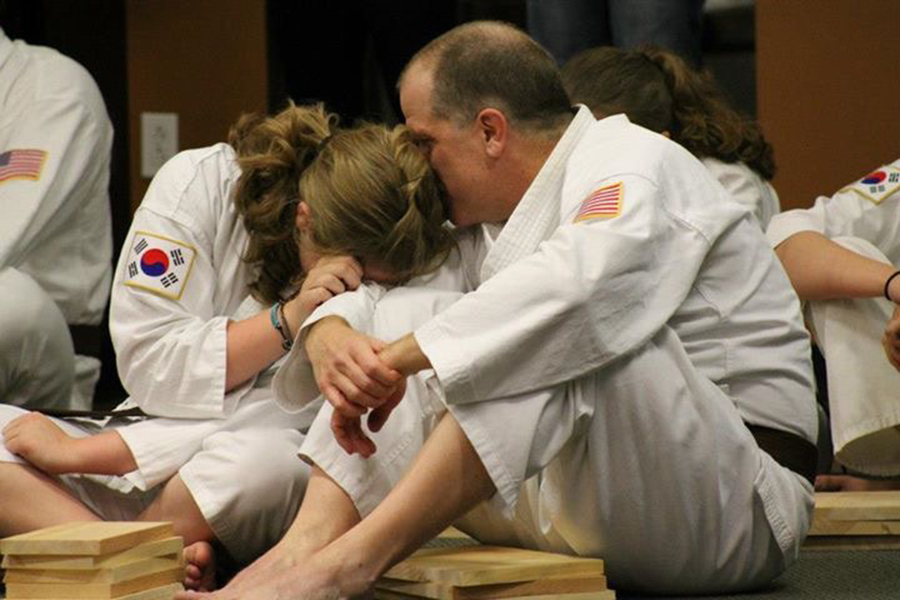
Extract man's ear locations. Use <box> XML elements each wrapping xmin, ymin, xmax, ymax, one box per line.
<box><xmin>295</xmin><ymin>200</ymin><xmax>312</xmax><ymax>231</ymax></box>
<box><xmin>476</xmin><ymin>108</ymin><xmax>507</xmax><ymax>158</ymax></box>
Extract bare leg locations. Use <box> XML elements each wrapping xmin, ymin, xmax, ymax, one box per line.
<box><xmin>139</xmin><ymin>474</ymin><xmax>217</xmax><ymax>590</ymax></box>
<box><xmin>0</xmin><ymin>463</ymin><xmax>99</xmax><ymax>536</ymax></box>
<box><xmin>196</xmin><ymin>466</ymin><xmax>362</xmax><ymax>599</ymax></box>
<box><xmin>179</xmin><ymin>413</ymin><xmax>496</xmax><ymax>599</ymax></box>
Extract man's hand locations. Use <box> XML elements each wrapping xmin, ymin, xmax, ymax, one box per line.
<box><xmin>882</xmin><ymin>304</ymin><xmax>900</xmax><ymax>371</ymax></box>
<box><xmin>306</xmin><ymin>317</ymin><xmax>402</xmax><ymax>420</ymax></box>
<box><xmin>2</xmin><ymin>412</ymin><xmax>79</xmax><ymax>474</ymax></box>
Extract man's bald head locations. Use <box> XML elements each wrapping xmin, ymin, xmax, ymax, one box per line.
<box><xmin>399</xmin><ymin>21</ymin><xmax>572</xmax><ymax>136</ymax></box>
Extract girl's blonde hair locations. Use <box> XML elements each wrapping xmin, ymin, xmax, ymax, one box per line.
<box><xmin>561</xmin><ymin>45</ymin><xmax>776</xmax><ymax>180</ymax></box>
<box><xmin>229</xmin><ymin>103</ymin><xmax>453</xmax><ymax>304</ymax></box>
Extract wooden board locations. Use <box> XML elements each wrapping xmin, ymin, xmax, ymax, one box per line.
<box><xmin>0</xmin><ymin>523</ymin><xmax>174</xmax><ymax>557</ymax></box>
<box><xmin>374</xmin><ymin>590</ymin><xmax>615</xmax><ymax>600</ymax></box>
<box><xmin>814</xmin><ymin>491</ymin><xmax>900</xmax><ymax>521</ymax></box>
<box><xmin>377</xmin><ymin>575</ymin><xmax>608</xmax><ymax>599</ymax></box>
<box><xmin>5</xmin><ymin>583</ymin><xmax>186</xmax><ymax>600</ymax></box>
<box><xmin>3</xmin><ymin>537</ymin><xmax>183</xmax><ymax>570</ymax></box>
<box><xmin>803</xmin><ymin>535</ymin><xmax>900</xmax><ymax>551</ymax></box>
<box><xmin>809</xmin><ymin>519</ymin><xmax>900</xmax><ymax>536</ymax></box>
<box><xmin>4</xmin><ymin>566</ymin><xmax>182</xmax><ymax>598</ymax></box>
<box><xmin>383</xmin><ymin>546</ymin><xmax>605</xmax><ymax>586</ymax></box>
<box><xmin>5</xmin><ymin>556</ymin><xmax>182</xmax><ymax>584</ymax></box>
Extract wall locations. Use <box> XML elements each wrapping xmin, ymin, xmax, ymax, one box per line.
<box><xmin>757</xmin><ymin>0</ymin><xmax>900</xmax><ymax>210</ymax></box>
<box><xmin>126</xmin><ymin>0</ymin><xmax>268</xmax><ymax>211</ymax></box>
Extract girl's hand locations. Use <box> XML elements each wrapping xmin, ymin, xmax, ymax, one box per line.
<box><xmin>282</xmin><ymin>256</ymin><xmax>363</xmax><ymax>333</ymax></box>
<box><xmin>2</xmin><ymin>412</ymin><xmax>79</xmax><ymax>474</ymax></box>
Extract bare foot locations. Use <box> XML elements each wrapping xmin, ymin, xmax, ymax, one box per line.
<box><xmin>183</xmin><ymin>541</ymin><xmax>217</xmax><ymax>592</ymax></box>
<box><xmin>816</xmin><ymin>474</ymin><xmax>900</xmax><ymax>492</ymax></box>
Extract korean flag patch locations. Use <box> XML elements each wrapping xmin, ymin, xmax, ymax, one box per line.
<box><xmin>840</xmin><ymin>165</ymin><xmax>900</xmax><ymax>205</ymax></box>
<box><xmin>123</xmin><ymin>231</ymin><xmax>197</xmax><ymax>300</ymax></box>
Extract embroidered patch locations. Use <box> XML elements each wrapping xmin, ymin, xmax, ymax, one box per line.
<box><xmin>0</xmin><ymin>149</ymin><xmax>47</xmax><ymax>184</ymax></box>
<box><xmin>840</xmin><ymin>165</ymin><xmax>900</xmax><ymax>204</ymax></box>
<box><xmin>123</xmin><ymin>231</ymin><xmax>197</xmax><ymax>300</ymax></box>
<box><xmin>574</xmin><ymin>182</ymin><xmax>623</xmax><ymax>222</ymax></box>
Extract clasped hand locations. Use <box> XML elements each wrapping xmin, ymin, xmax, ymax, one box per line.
<box><xmin>306</xmin><ymin>317</ymin><xmax>406</xmax><ymax>458</ymax></box>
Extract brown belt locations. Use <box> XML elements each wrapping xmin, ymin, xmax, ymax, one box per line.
<box><xmin>747</xmin><ymin>424</ymin><xmax>817</xmax><ymax>485</ymax></box>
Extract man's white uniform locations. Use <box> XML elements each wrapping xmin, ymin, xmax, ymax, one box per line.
<box><xmin>703</xmin><ymin>157</ymin><xmax>780</xmax><ymax>230</ymax></box>
<box><xmin>0</xmin><ymin>27</ymin><xmax>113</xmax><ymax>410</ymax></box>
<box><xmin>0</xmin><ymin>144</ymin><xmax>316</xmax><ymax>563</ymax></box>
<box><xmin>767</xmin><ymin>158</ymin><xmax>900</xmax><ymax>476</ymax></box>
<box><xmin>276</xmin><ymin>108</ymin><xmax>817</xmax><ymax>594</ymax></box>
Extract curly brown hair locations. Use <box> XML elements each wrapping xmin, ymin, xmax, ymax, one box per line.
<box><xmin>561</xmin><ymin>45</ymin><xmax>775</xmax><ymax>180</ymax></box>
<box><xmin>229</xmin><ymin>103</ymin><xmax>453</xmax><ymax>304</ymax></box>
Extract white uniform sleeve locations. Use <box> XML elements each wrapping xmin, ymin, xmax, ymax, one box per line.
<box><xmin>766</xmin><ymin>190</ymin><xmax>900</xmax><ymax>252</ymax></box>
<box><xmin>110</xmin><ymin>156</ymin><xmax>239</xmax><ymax>419</ymax></box>
<box><xmin>416</xmin><ymin>174</ymin><xmax>707</xmax><ymax>405</ymax></box>
<box><xmin>704</xmin><ymin>159</ymin><xmax>780</xmax><ymax>230</ymax></box>
<box><xmin>0</xmin><ymin>93</ymin><xmax>112</xmax><ymax>267</ymax></box>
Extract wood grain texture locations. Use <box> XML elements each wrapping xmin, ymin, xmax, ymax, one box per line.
<box><xmin>814</xmin><ymin>492</ymin><xmax>900</xmax><ymax>522</ymax></box>
<box><xmin>4</xmin><ymin>566</ymin><xmax>182</xmax><ymax>598</ymax></box>
<box><xmin>374</xmin><ymin>589</ymin><xmax>616</xmax><ymax>600</ymax></box>
<box><xmin>377</xmin><ymin>575</ymin><xmax>608</xmax><ymax>599</ymax></box>
<box><xmin>0</xmin><ymin>523</ymin><xmax>174</xmax><ymax>557</ymax></box>
<box><xmin>4</xmin><ymin>582</ymin><xmax>185</xmax><ymax>600</ymax></box>
<box><xmin>5</xmin><ymin>556</ymin><xmax>181</xmax><ymax>584</ymax></box>
<box><xmin>3</xmin><ymin>537</ymin><xmax>183</xmax><ymax>570</ymax></box>
<box><xmin>383</xmin><ymin>546</ymin><xmax>605</xmax><ymax>586</ymax></box>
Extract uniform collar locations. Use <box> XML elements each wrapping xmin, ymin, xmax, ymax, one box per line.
<box><xmin>480</xmin><ymin>105</ymin><xmax>596</xmax><ymax>282</ymax></box>
<box><xmin>0</xmin><ymin>28</ymin><xmax>14</xmax><ymax>74</ymax></box>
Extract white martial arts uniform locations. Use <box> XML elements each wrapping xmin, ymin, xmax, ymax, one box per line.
<box><xmin>275</xmin><ymin>108</ymin><xmax>817</xmax><ymax>594</ymax></box>
<box><xmin>767</xmin><ymin>158</ymin><xmax>900</xmax><ymax>476</ymax></box>
<box><xmin>703</xmin><ymin>157</ymin><xmax>781</xmax><ymax>230</ymax></box>
<box><xmin>0</xmin><ymin>27</ymin><xmax>113</xmax><ymax>410</ymax></box>
<box><xmin>1</xmin><ymin>145</ymin><xmax>315</xmax><ymax>563</ymax></box>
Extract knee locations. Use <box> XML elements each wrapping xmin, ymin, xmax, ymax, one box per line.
<box><xmin>0</xmin><ymin>268</ymin><xmax>71</xmax><ymax>356</ymax></box>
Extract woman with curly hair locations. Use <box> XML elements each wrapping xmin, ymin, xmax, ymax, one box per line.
<box><xmin>0</xmin><ymin>103</ymin><xmax>455</xmax><ymax>591</ymax></box>
<box><xmin>562</xmin><ymin>45</ymin><xmax>780</xmax><ymax>229</ymax></box>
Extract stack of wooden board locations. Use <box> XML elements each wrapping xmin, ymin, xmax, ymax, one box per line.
<box><xmin>1</xmin><ymin>522</ymin><xmax>184</xmax><ymax>599</ymax></box>
<box><xmin>374</xmin><ymin>545</ymin><xmax>614</xmax><ymax>599</ymax></box>
<box><xmin>806</xmin><ymin>491</ymin><xmax>900</xmax><ymax>550</ymax></box>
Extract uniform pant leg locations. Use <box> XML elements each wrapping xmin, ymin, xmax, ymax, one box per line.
<box><xmin>179</xmin><ymin>428</ymin><xmax>309</xmax><ymax>564</ymax></box>
<box><xmin>450</xmin><ymin>325</ymin><xmax>810</xmax><ymax>595</ymax></box>
<box><xmin>807</xmin><ymin>236</ymin><xmax>900</xmax><ymax>476</ymax></box>
<box><xmin>0</xmin><ymin>268</ymin><xmax>75</xmax><ymax>409</ymax></box>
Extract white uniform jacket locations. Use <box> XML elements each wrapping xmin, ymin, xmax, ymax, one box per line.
<box><xmin>767</xmin><ymin>158</ymin><xmax>900</xmax><ymax>475</ymax></box>
<box><xmin>703</xmin><ymin>157</ymin><xmax>780</xmax><ymax>230</ymax></box>
<box><xmin>413</xmin><ymin>108</ymin><xmax>815</xmax><ymax>443</ymax></box>
<box><xmin>0</xmin><ymin>27</ymin><xmax>113</xmax><ymax>406</ymax></box>
<box><xmin>110</xmin><ymin>144</ymin><xmax>259</xmax><ymax>419</ymax></box>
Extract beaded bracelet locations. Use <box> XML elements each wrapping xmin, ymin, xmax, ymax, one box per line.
<box><xmin>884</xmin><ymin>271</ymin><xmax>900</xmax><ymax>302</ymax></box>
<box><xmin>269</xmin><ymin>302</ymin><xmax>293</xmax><ymax>350</ymax></box>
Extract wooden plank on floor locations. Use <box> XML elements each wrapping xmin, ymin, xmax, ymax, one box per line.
<box><xmin>383</xmin><ymin>546</ymin><xmax>605</xmax><ymax>586</ymax></box>
<box><xmin>374</xmin><ymin>590</ymin><xmax>615</xmax><ymax>600</ymax></box>
<box><xmin>814</xmin><ymin>491</ymin><xmax>900</xmax><ymax>521</ymax></box>
<box><xmin>4</xmin><ymin>566</ymin><xmax>182</xmax><ymax>598</ymax></box>
<box><xmin>810</xmin><ymin>519</ymin><xmax>900</xmax><ymax>536</ymax></box>
<box><xmin>0</xmin><ymin>523</ymin><xmax>174</xmax><ymax>557</ymax></box>
<box><xmin>377</xmin><ymin>574</ymin><xmax>608</xmax><ymax>599</ymax></box>
<box><xmin>2</xmin><ymin>537</ymin><xmax>183</xmax><ymax>571</ymax></box>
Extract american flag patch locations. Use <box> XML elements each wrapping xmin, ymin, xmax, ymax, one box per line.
<box><xmin>574</xmin><ymin>182</ymin><xmax>623</xmax><ymax>222</ymax></box>
<box><xmin>0</xmin><ymin>149</ymin><xmax>47</xmax><ymax>184</ymax></box>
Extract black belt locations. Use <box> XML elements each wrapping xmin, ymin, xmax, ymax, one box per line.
<box><xmin>747</xmin><ymin>424</ymin><xmax>817</xmax><ymax>485</ymax></box>
<box><xmin>36</xmin><ymin>406</ymin><xmax>146</xmax><ymax>420</ymax></box>
<box><xmin>69</xmin><ymin>324</ymin><xmax>104</xmax><ymax>359</ymax></box>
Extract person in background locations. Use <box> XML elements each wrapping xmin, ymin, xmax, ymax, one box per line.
<box><xmin>527</xmin><ymin>0</ymin><xmax>705</xmax><ymax>67</ymax></box>
<box><xmin>0</xmin><ymin>25</ymin><xmax>113</xmax><ymax>410</ymax></box>
<box><xmin>561</xmin><ymin>44</ymin><xmax>780</xmax><ymax>229</ymax></box>
<box><xmin>1</xmin><ymin>103</ymin><xmax>455</xmax><ymax>591</ymax></box>
<box><xmin>768</xmin><ymin>159</ymin><xmax>900</xmax><ymax>491</ymax></box>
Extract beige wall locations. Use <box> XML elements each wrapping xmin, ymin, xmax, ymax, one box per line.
<box><xmin>757</xmin><ymin>0</ymin><xmax>900</xmax><ymax>210</ymax></box>
<box><xmin>126</xmin><ymin>0</ymin><xmax>268</xmax><ymax>212</ymax></box>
